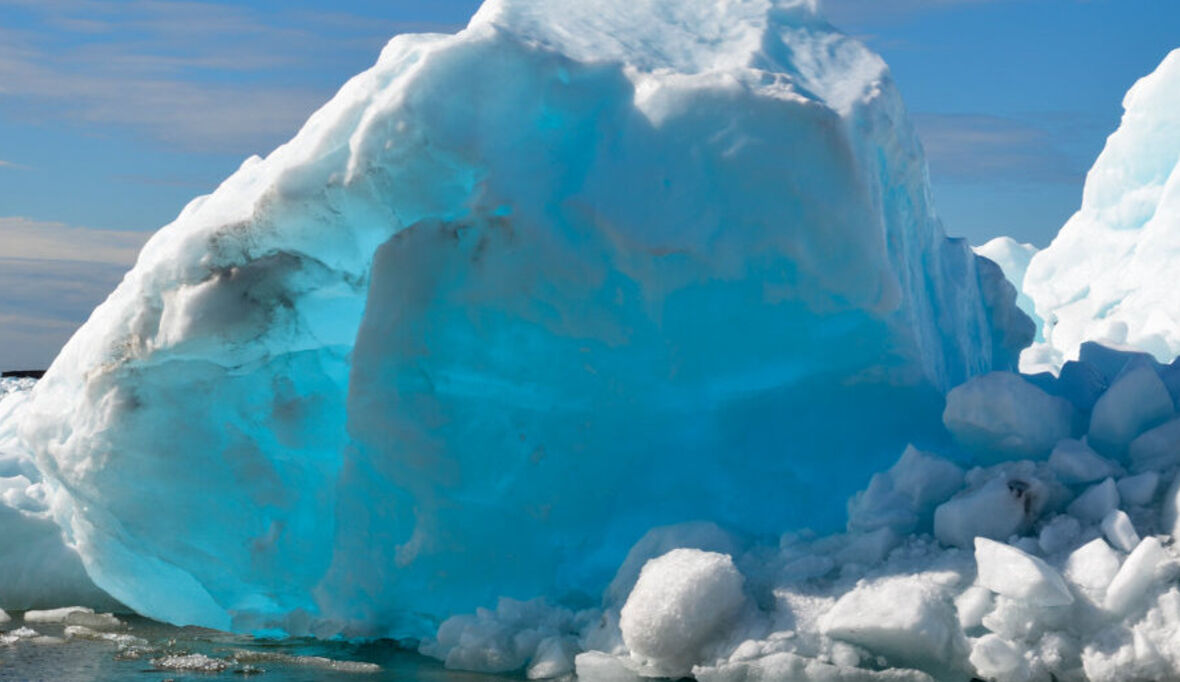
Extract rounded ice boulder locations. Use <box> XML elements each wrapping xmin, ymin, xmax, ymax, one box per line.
<box><xmin>619</xmin><ymin>549</ymin><xmax>746</xmax><ymax>678</ymax></box>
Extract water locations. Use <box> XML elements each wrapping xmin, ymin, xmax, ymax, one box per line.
<box><xmin>0</xmin><ymin>611</ymin><xmax>512</xmax><ymax>682</ymax></box>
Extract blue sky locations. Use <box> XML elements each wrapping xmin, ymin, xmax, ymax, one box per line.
<box><xmin>0</xmin><ymin>0</ymin><xmax>1178</xmax><ymax>369</ymax></box>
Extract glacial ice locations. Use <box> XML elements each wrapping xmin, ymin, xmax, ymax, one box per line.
<box><xmin>0</xmin><ymin>0</ymin><xmax>1026</xmax><ymax>639</ymax></box>
<box><xmin>1023</xmin><ymin>49</ymin><xmax>1180</xmax><ymax>367</ymax></box>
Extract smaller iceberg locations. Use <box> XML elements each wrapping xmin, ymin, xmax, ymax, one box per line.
<box><xmin>1024</xmin><ymin>49</ymin><xmax>1180</xmax><ymax>368</ymax></box>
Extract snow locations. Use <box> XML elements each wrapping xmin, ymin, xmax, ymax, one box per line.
<box><xmin>0</xmin><ymin>0</ymin><xmax>1027</xmax><ymax>638</ymax></box>
<box><xmin>1023</xmin><ymin>49</ymin><xmax>1180</xmax><ymax>368</ymax></box>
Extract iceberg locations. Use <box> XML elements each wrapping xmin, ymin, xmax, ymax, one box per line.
<box><xmin>6</xmin><ymin>0</ymin><xmax>1025</xmax><ymax>643</ymax></box>
<box><xmin>1024</xmin><ymin>49</ymin><xmax>1180</xmax><ymax>367</ymax></box>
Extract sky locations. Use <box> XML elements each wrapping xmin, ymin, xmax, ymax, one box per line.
<box><xmin>0</xmin><ymin>0</ymin><xmax>1178</xmax><ymax>370</ymax></box>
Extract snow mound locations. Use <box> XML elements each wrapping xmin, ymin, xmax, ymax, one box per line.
<box><xmin>3</xmin><ymin>0</ymin><xmax>1026</xmax><ymax>636</ymax></box>
<box><xmin>1024</xmin><ymin>49</ymin><xmax>1180</xmax><ymax>367</ymax></box>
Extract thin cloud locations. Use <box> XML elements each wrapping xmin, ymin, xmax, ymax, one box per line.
<box><xmin>0</xmin><ymin>217</ymin><xmax>150</xmax><ymax>265</ymax></box>
<box><xmin>0</xmin><ymin>1</ymin><xmax>456</xmax><ymax>153</ymax></box>
<box><xmin>912</xmin><ymin>113</ymin><xmax>1084</xmax><ymax>184</ymax></box>
<box><xmin>0</xmin><ymin>159</ymin><xmax>26</xmax><ymax>169</ymax></box>
<box><xmin>0</xmin><ymin>217</ymin><xmax>149</xmax><ymax>369</ymax></box>
<box><xmin>820</xmin><ymin>0</ymin><xmax>1005</xmax><ymax>24</ymax></box>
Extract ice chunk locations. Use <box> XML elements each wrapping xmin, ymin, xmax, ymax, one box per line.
<box><xmin>1104</xmin><ymin>537</ymin><xmax>1166</xmax><ymax>615</ymax></box>
<box><xmin>974</xmin><ymin>538</ymin><xmax>1072</xmax><ymax>606</ymax></box>
<box><xmin>9</xmin><ymin>0</ymin><xmax>1026</xmax><ymax>635</ymax></box>
<box><xmin>942</xmin><ymin>372</ymin><xmax>1073</xmax><ymax>460</ymax></box>
<box><xmin>619</xmin><ymin>549</ymin><xmax>746</xmax><ymax>678</ymax></box>
<box><xmin>934</xmin><ymin>474</ymin><xmax>1045</xmax><ymax>549</ymax></box>
<box><xmin>24</xmin><ymin>606</ymin><xmax>94</xmax><ymax>623</ymax></box>
<box><xmin>575</xmin><ymin>652</ymin><xmax>643</xmax><ymax>682</ymax></box>
<box><xmin>1066</xmin><ymin>478</ymin><xmax>1120</xmax><ymax>523</ymax></box>
<box><xmin>1064</xmin><ymin>538</ymin><xmax>1122</xmax><ymax>592</ymax></box>
<box><xmin>1055</xmin><ymin>360</ymin><xmax>1108</xmax><ymax>411</ymax></box>
<box><xmin>1160</xmin><ymin>473</ymin><xmax>1180</xmax><ymax>539</ymax></box>
<box><xmin>1088</xmin><ymin>363</ymin><xmax>1174</xmax><ymax>457</ymax></box>
<box><xmin>1038</xmin><ymin>515</ymin><xmax>1081</xmax><ymax>555</ymax></box>
<box><xmin>1127</xmin><ymin>417</ymin><xmax>1180</xmax><ymax>471</ymax></box>
<box><xmin>955</xmin><ymin>586</ymin><xmax>994</xmax><ymax>630</ymax></box>
<box><xmin>151</xmin><ymin>653</ymin><xmax>230</xmax><ymax>672</ymax></box>
<box><xmin>1048</xmin><ymin>439</ymin><xmax>1118</xmax><ymax>485</ymax></box>
<box><xmin>527</xmin><ymin>636</ymin><xmax>576</xmax><ymax>679</ymax></box>
<box><xmin>969</xmin><ymin>634</ymin><xmax>1023</xmax><ymax>679</ymax></box>
<box><xmin>847</xmin><ymin>446</ymin><xmax>964</xmax><ymax>535</ymax></box>
<box><xmin>1118</xmin><ymin>472</ymin><xmax>1160</xmax><ymax>506</ymax></box>
<box><xmin>0</xmin><ymin>627</ymin><xmax>40</xmax><ymax>645</ymax></box>
<box><xmin>1101</xmin><ymin>510</ymin><xmax>1140</xmax><ymax>553</ymax></box>
<box><xmin>819</xmin><ymin>576</ymin><xmax>963</xmax><ymax>673</ymax></box>
<box><xmin>974</xmin><ymin>237</ymin><xmax>1041</xmax><ymax>339</ymax></box>
<box><xmin>694</xmin><ymin>651</ymin><xmax>935</xmax><ymax>682</ymax></box>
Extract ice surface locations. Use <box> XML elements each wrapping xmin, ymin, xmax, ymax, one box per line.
<box><xmin>1</xmin><ymin>0</ymin><xmax>1026</xmax><ymax>636</ymax></box>
<box><xmin>942</xmin><ymin>372</ymin><xmax>1073</xmax><ymax>459</ymax></box>
<box><xmin>1024</xmin><ymin>49</ymin><xmax>1180</xmax><ymax>367</ymax></box>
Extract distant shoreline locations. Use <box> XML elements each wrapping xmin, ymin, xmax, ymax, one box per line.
<box><xmin>1</xmin><ymin>370</ymin><xmax>45</xmax><ymax>379</ymax></box>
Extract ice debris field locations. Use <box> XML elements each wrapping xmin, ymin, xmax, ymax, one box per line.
<box><xmin>2</xmin><ymin>0</ymin><xmax>1180</xmax><ymax>680</ymax></box>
